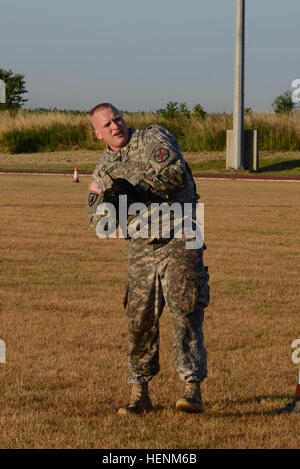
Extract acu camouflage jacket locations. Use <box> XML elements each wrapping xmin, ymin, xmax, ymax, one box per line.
<box><xmin>86</xmin><ymin>124</ymin><xmax>199</xmax><ymax>242</ymax></box>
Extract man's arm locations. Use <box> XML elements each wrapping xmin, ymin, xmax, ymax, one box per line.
<box><xmin>85</xmin><ymin>169</ymin><xmax>105</xmax><ymax>228</ymax></box>
<box><xmin>136</xmin><ymin>127</ymin><xmax>188</xmax><ymax>202</ymax></box>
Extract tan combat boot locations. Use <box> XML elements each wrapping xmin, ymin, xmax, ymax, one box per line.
<box><xmin>278</xmin><ymin>396</ymin><xmax>300</xmax><ymax>414</ymax></box>
<box><xmin>176</xmin><ymin>381</ymin><xmax>204</xmax><ymax>413</ymax></box>
<box><xmin>118</xmin><ymin>383</ymin><xmax>154</xmax><ymax>415</ymax></box>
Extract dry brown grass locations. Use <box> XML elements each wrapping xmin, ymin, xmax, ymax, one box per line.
<box><xmin>1</xmin><ymin>109</ymin><xmax>300</xmax><ymax>135</ymax></box>
<box><xmin>0</xmin><ymin>110</ymin><xmax>89</xmax><ymax>135</ymax></box>
<box><xmin>0</xmin><ymin>149</ymin><xmax>101</xmax><ymax>171</ymax></box>
<box><xmin>0</xmin><ymin>174</ymin><xmax>299</xmax><ymax>449</ymax></box>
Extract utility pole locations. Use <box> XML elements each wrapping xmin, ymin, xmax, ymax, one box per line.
<box><xmin>232</xmin><ymin>0</ymin><xmax>245</xmax><ymax>169</ymax></box>
<box><xmin>227</xmin><ymin>0</ymin><xmax>258</xmax><ymax>171</ymax></box>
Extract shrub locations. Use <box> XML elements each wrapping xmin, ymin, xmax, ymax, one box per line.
<box><xmin>1</xmin><ymin>108</ymin><xmax>300</xmax><ymax>153</ymax></box>
<box><xmin>0</xmin><ymin>122</ymin><xmax>104</xmax><ymax>153</ymax></box>
<box><xmin>272</xmin><ymin>91</ymin><xmax>295</xmax><ymax>115</ymax></box>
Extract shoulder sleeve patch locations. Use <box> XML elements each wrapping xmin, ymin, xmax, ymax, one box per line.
<box><xmin>154</xmin><ymin>148</ymin><xmax>169</xmax><ymax>163</ymax></box>
<box><xmin>144</xmin><ymin>141</ymin><xmax>178</xmax><ymax>169</ymax></box>
<box><xmin>88</xmin><ymin>193</ymin><xmax>99</xmax><ymax>206</ymax></box>
<box><xmin>87</xmin><ymin>181</ymin><xmax>103</xmax><ymax>207</ymax></box>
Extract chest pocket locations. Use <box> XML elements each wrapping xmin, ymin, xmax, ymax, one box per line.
<box><xmin>102</xmin><ymin>160</ymin><xmax>145</xmax><ymax>186</ymax></box>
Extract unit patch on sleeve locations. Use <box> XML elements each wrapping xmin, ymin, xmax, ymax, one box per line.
<box><xmin>154</xmin><ymin>148</ymin><xmax>169</xmax><ymax>163</ymax></box>
<box><xmin>88</xmin><ymin>193</ymin><xmax>99</xmax><ymax>206</ymax></box>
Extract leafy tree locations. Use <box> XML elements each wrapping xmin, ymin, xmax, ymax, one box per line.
<box><xmin>165</xmin><ymin>101</ymin><xmax>179</xmax><ymax>118</ymax></box>
<box><xmin>272</xmin><ymin>91</ymin><xmax>295</xmax><ymax>115</ymax></box>
<box><xmin>155</xmin><ymin>108</ymin><xmax>166</xmax><ymax>116</ymax></box>
<box><xmin>178</xmin><ymin>102</ymin><xmax>190</xmax><ymax>118</ymax></box>
<box><xmin>192</xmin><ymin>104</ymin><xmax>207</xmax><ymax>119</ymax></box>
<box><xmin>0</xmin><ymin>68</ymin><xmax>28</xmax><ymax>110</ymax></box>
<box><xmin>162</xmin><ymin>101</ymin><xmax>192</xmax><ymax>119</ymax></box>
<box><xmin>244</xmin><ymin>107</ymin><xmax>253</xmax><ymax>116</ymax></box>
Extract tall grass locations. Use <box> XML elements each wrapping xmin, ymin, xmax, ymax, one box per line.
<box><xmin>0</xmin><ymin>110</ymin><xmax>104</xmax><ymax>153</ymax></box>
<box><xmin>0</xmin><ymin>109</ymin><xmax>300</xmax><ymax>153</ymax></box>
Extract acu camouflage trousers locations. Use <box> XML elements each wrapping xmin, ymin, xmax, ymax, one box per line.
<box><xmin>124</xmin><ymin>238</ymin><xmax>210</xmax><ymax>384</ymax></box>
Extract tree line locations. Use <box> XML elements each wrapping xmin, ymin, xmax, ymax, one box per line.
<box><xmin>0</xmin><ymin>68</ymin><xmax>298</xmax><ymax>115</ymax></box>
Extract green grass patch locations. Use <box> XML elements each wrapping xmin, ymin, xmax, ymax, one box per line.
<box><xmin>1</xmin><ymin>152</ymin><xmax>300</xmax><ymax>177</ymax></box>
<box><xmin>189</xmin><ymin>154</ymin><xmax>300</xmax><ymax>176</ymax></box>
<box><xmin>189</xmin><ymin>159</ymin><xmax>226</xmax><ymax>173</ymax></box>
<box><xmin>257</xmin><ymin>156</ymin><xmax>300</xmax><ymax>176</ymax></box>
<box><xmin>0</xmin><ymin>122</ymin><xmax>104</xmax><ymax>154</ymax></box>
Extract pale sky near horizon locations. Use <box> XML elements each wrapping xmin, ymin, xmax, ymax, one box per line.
<box><xmin>1</xmin><ymin>0</ymin><xmax>299</xmax><ymax>112</ymax></box>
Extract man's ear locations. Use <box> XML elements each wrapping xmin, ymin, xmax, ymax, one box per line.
<box><xmin>94</xmin><ymin>129</ymin><xmax>103</xmax><ymax>141</ymax></box>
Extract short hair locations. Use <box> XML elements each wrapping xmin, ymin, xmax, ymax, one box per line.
<box><xmin>90</xmin><ymin>102</ymin><xmax>114</xmax><ymax>118</ymax></box>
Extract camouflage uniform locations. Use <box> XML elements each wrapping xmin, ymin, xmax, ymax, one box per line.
<box><xmin>86</xmin><ymin>125</ymin><xmax>210</xmax><ymax>385</ymax></box>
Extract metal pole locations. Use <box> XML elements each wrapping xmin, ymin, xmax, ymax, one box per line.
<box><xmin>232</xmin><ymin>0</ymin><xmax>245</xmax><ymax>169</ymax></box>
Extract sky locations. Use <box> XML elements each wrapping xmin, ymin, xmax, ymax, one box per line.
<box><xmin>0</xmin><ymin>0</ymin><xmax>299</xmax><ymax>112</ymax></box>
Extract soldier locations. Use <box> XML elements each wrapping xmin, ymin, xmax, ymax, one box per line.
<box><xmin>86</xmin><ymin>103</ymin><xmax>210</xmax><ymax>415</ymax></box>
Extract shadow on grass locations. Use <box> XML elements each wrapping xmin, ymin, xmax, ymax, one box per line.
<box><xmin>258</xmin><ymin>159</ymin><xmax>300</xmax><ymax>173</ymax></box>
<box><xmin>210</xmin><ymin>408</ymin><xmax>286</xmax><ymax>417</ymax></box>
<box><xmin>207</xmin><ymin>393</ymin><xmax>292</xmax><ymax>418</ymax></box>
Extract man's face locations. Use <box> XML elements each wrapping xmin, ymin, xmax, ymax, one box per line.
<box><xmin>91</xmin><ymin>106</ymin><xmax>129</xmax><ymax>151</ymax></box>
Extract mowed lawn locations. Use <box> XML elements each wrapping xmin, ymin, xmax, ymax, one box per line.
<box><xmin>0</xmin><ymin>174</ymin><xmax>299</xmax><ymax>449</ymax></box>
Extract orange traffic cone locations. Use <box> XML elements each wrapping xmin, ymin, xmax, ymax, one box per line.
<box><xmin>295</xmin><ymin>370</ymin><xmax>300</xmax><ymax>400</ymax></box>
<box><xmin>279</xmin><ymin>369</ymin><xmax>300</xmax><ymax>414</ymax></box>
<box><xmin>73</xmin><ymin>167</ymin><xmax>79</xmax><ymax>183</ymax></box>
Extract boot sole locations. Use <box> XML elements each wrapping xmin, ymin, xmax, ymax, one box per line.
<box><xmin>117</xmin><ymin>406</ymin><xmax>154</xmax><ymax>416</ymax></box>
<box><xmin>176</xmin><ymin>398</ymin><xmax>204</xmax><ymax>414</ymax></box>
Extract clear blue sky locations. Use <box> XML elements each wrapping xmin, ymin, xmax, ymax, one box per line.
<box><xmin>1</xmin><ymin>0</ymin><xmax>299</xmax><ymax>112</ymax></box>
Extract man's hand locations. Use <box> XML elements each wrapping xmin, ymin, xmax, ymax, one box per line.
<box><xmin>103</xmin><ymin>178</ymin><xmax>142</xmax><ymax>205</ymax></box>
<box><xmin>111</xmin><ymin>178</ymin><xmax>139</xmax><ymax>197</ymax></box>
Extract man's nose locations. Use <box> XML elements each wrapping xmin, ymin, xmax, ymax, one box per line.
<box><xmin>111</xmin><ymin>120</ymin><xmax>120</xmax><ymax>130</ymax></box>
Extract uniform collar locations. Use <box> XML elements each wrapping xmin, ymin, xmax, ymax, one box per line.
<box><xmin>105</xmin><ymin>128</ymin><xmax>137</xmax><ymax>161</ymax></box>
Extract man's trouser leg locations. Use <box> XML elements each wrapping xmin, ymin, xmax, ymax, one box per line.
<box><xmin>158</xmin><ymin>239</ymin><xmax>209</xmax><ymax>383</ymax></box>
<box><xmin>125</xmin><ymin>242</ymin><xmax>164</xmax><ymax>384</ymax></box>
<box><xmin>125</xmin><ymin>239</ymin><xmax>209</xmax><ymax>385</ymax></box>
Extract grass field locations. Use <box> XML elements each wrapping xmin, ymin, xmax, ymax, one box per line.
<box><xmin>1</xmin><ymin>149</ymin><xmax>300</xmax><ymax>177</ymax></box>
<box><xmin>0</xmin><ymin>174</ymin><xmax>299</xmax><ymax>449</ymax></box>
